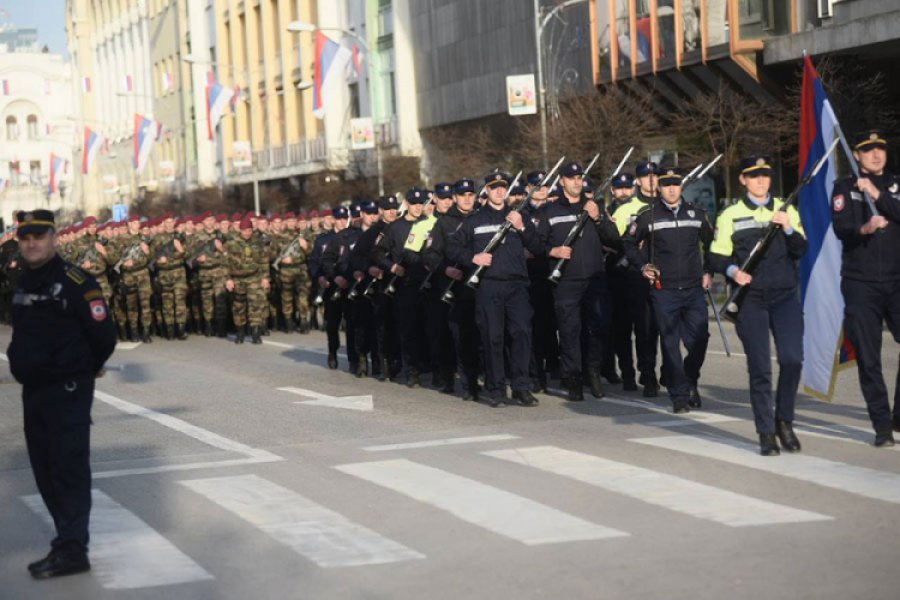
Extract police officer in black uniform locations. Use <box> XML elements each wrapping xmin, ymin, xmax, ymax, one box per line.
<box><xmin>423</xmin><ymin>183</ymin><xmax>457</xmax><ymax>392</ymax></box>
<box><xmin>423</xmin><ymin>179</ymin><xmax>481</xmax><ymax>398</ymax></box>
<box><xmin>8</xmin><ymin>210</ymin><xmax>117</xmax><ymax>579</ymax></box>
<box><xmin>348</xmin><ymin>199</ymin><xmax>383</xmax><ymax>378</ymax></box>
<box><xmin>624</xmin><ymin>168</ymin><xmax>713</xmax><ymax>413</ymax></box>
<box><xmin>539</xmin><ymin>161</ymin><xmax>621</xmax><ymax>401</ymax></box>
<box><xmin>367</xmin><ymin>195</ymin><xmax>402</xmax><ymax>381</ymax></box>
<box><xmin>710</xmin><ymin>155</ymin><xmax>807</xmax><ymax>455</ymax></box>
<box><xmin>831</xmin><ymin>129</ymin><xmax>900</xmax><ymax>447</ymax></box>
<box><xmin>320</xmin><ymin>206</ymin><xmax>360</xmax><ymax>372</ymax></box>
<box><xmin>372</xmin><ymin>188</ymin><xmax>432</xmax><ymax>387</ymax></box>
<box><xmin>449</xmin><ymin>172</ymin><xmax>542</xmax><ymax>407</ymax></box>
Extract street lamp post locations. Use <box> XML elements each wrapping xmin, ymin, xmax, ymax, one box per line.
<box><xmin>287</xmin><ymin>21</ymin><xmax>385</xmax><ymax>196</ymax></box>
<box><xmin>534</xmin><ymin>0</ymin><xmax>589</xmax><ymax>170</ymax></box>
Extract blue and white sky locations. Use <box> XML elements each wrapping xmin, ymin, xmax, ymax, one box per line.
<box><xmin>4</xmin><ymin>0</ymin><xmax>68</xmax><ymax>56</ymax></box>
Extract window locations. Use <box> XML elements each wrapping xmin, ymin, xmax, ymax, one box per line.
<box><xmin>9</xmin><ymin>161</ymin><xmax>19</xmax><ymax>186</ymax></box>
<box><xmin>29</xmin><ymin>160</ymin><xmax>41</xmax><ymax>185</ymax></box>
<box><xmin>27</xmin><ymin>115</ymin><xmax>38</xmax><ymax>139</ymax></box>
<box><xmin>6</xmin><ymin>116</ymin><xmax>17</xmax><ymax>140</ymax></box>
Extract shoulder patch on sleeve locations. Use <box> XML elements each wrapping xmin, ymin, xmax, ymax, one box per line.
<box><xmin>89</xmin><ymin>299</ymin><xmax>108</xmax><ymax>322</ymax></box>
<box><xmin>65</xmin><ymin>266</ymin><xmax>87</xmax><ymax>285</ymax></box>
<box><xmin>833</xmin><ymin>194</ymin><xmax>845</xmax><ymax>212</ymax></box>
<box><xmin>83</xmin><ymin>289</ymin><xmax>103</xmax><ymax>302</ymax></box>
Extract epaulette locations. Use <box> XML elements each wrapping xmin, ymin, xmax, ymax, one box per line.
<box><xmin>64</xmin><ymin>264</ymin><xmax>87</xmax><ymax>285</ymax></box>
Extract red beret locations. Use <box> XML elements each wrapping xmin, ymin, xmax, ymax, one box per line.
<box><xmin>321</xmin><ymin>209</ymin><xmax>332</xmax><ymax>217</ymax></box>
<box><xmin>82</xmin><ymin>216</ymin><xmax>97</xmax><ymax>226</ymax></box>
<box><xmin>271</xmin><ymin>212</ymin><xmax>282</xmax><ymax>220</ymax></box>
<box><xmin>216</xmin><ymin>213</ymin><xmax>229</xmax><ymax>222</ymax></box>
<box><xmin>129</xmin><ymin>214</ymin><xmax>140</xmax><ymax>222</ymax></box>
<box><xmin>309</xmin><ymin>210</ymin><xmax>319</xmax><ymax>218</ymax></box>
<box><xmin>231</xmin><ymin>212</ymin><xmax>242</xmax><ymax>221</ymax></box>
<box><xmin>283</xmin><ymin>211</ymin><xmax>295</xmax><ymax>220</ymax></box>
<box><xmin>200</xmin><ymin>210</ymin><xmax>214</xmax><ymax>221</ymax></box>
<box><xmin>240</xmin><ymin>216</ymin><xmax>253</xmax><ymax>230</ymax></box>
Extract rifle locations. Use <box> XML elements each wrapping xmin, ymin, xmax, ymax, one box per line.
<box><xmin>720</xmin><ymin>138</ymin><xmax>840</xmax><ymax>321</ymax></box>
<box><xmin>112</xmin><ymin>240</ymin><xmax>147</xmax><ymax>274</ymax></box>
<box><xmin>548</xmin><ymin>147</ymin><xmax>634</xmax><ymax>284</ymax></box>
<box><xmin>465</xmin><ymin>160</ymin><xmax>565</xmax><ymax>290</ymax></box>
<box><xmin>431</xmin><ymin>182</ymin><xmax>491</xmax><ymax>303</ymax></box>
<box><xmin>272</xmin><ymin>233</ymin><xmax>307</xmax><ymax>272</ymax></box>
<box><xmin>188</xmin><ymin>232</ymin><xmax>224</xmax><ymax>269</ymax></box>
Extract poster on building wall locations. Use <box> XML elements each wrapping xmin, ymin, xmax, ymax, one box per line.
<box><xmin>112</xmin><ymin>203</ymin><xmax>128</xmax><ymax>222</ymax></box>
<box><xmin>350</xmin><ymin>117</ymin><xmax>375</xmax><ymax>150</ymax></box>
<box><xmin>102</xmin><ymin>174</ymin><xmax>119</xmax><ymax>194</ymax></box>
<box><xmin>159</xmin><ymin>160</ymin><xmax>176</xmax><ymax>183</ymax></box>
<box><xmin>506</xmin><ymin>74</ymin><xmax>538</xmax><ymax>116</ymax></box>
<box><xmin>232</xmin><ymin>141</ymin><xmax>252</xmax><ymax>168</ymax></box>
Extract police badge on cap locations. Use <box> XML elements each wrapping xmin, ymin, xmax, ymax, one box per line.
<box><xmin>16</xmin><ymin>210</ymin><xmax>56</xmax><ymax>237</ymax></box>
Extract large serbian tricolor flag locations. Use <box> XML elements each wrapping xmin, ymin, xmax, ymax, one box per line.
<box><xmin>82</xmin><ymin>127</ymin><xmax>105</xmax><ymax>174</ymax></box>
<box><xmin>206</xmin><ymin>79</ymin><xmax>235</xmax><ymax>140</ymax></box>
<box><xmin>134</xmin><ymin>114</ymin><xmax>161</xmax><ymax>174</ymax></box>
<box><xmin>312</xmin><ymin>31</ymin><xmax>352</xmax><ymax>119</ymax></box>
<box><xmin>798</xmin><ymin>55</ymin><xmax>853</xmax><ymax>400</ymax></box>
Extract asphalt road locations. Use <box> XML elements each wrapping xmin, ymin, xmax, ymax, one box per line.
<box><xmin>1</xmin><ymin>321</ymin><xmax>898</xmax><ymax>600</ymax></box>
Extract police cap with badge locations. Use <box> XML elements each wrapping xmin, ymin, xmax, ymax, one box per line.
<box><xmin>635</xmin><ymin>162</ymin><xmax>659</xmax><ymax>177</ymax></box>
<box><xmin>740</xmin><ymin>154</ymin><xmax>773</xmax><ymax>177</ymax></box>
<box><xmin>852</xmin><ymin>129</ymin><xmax>887</xmax><ymax>152</ymax></box>
<box><xmin>360</xmin><ymin>199</ymin><xmax>379</xmax><ymax>214</ymax></box>
<box><xmin>527</xmin><ymin>171</ymin><xmax>547</xmax><ymax>186</ymax></box>
<box><xmin>612</xmin><ymin>173</ymin><xmax>635</xmax><ymax>189</ymax></box>
<box><xmin>657</xmin><ymin>167</ymin><xmax>684</xmax><ymax>186</ymax></box>
<box><xmin>434</xmin><ymin>182</ymin><xmax>454</xmax><ymax>199</ymax></box>
<box><xmin>454</xmin><ymin>178</ymin><xmax>476</xmax><ymax>195</ymax></box>
<box><xmin>377</xmin><ymin>195</ymin><xmax>399</xmax><ymax>210</ymax></box>
<box><xmin>560</xmin><ymin>161</ymin><xmax>584</xmax><ymax>178</ymax></box>
<box><xmin>16</xmin><ymin>210</ymin><xmax>56</xmax><ymax>237</ymax></box>
<box><xmin>484</xmin><ymin>171</ymin><xmax>510</xmax><ymax>188</ymax></box>
<box><xmin>406</xmin><ymin>187</ymin><xmax>428</xmax><ymax>204</ymax></box>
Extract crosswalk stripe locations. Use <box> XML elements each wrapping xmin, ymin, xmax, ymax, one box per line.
<box><xmin>180</xmin><ymin>474</ymin><xmax>423</xmax><ymax>567</ymax></box>
<box><xmin>335</xmin><ymin>458</ymin><xmax>629</xmax><ymax>545</ymax></box>
<box><xmin>363</xmin><ymin>434</ymin><xmax>520</xmax><ymax>452</ymax></box>
<box><xmin>484</xmin><ymin>446</ymin><xmax>831</xmax><ymax>527</ymax></box>
<box><xmin>22</xmin><ymin>490</ymin><xmax>212</xmax><ymax>590</ymax></box>
<box><xmin>631</xmin><ymin>435</ymin><xmax>900</xmax><ymax>505</ymax></box>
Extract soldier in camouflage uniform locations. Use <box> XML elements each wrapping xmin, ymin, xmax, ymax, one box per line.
<box><xmin>153</xmin><ymin>214</ymin><xmax>189</xmax><ymax>340</ymax></box>
<box><xmin>189</xmin><ymin>212</ymin><xmax>228</xmax><ymax>337</ymax></box>
<box><xmin>225</xmin><ymin>216</ymin><xmax>270</xmax><ymax>344</ymax></box>
<box><xmin>113</xmin><ymin>215</ymin><xmax>154</xmax><ymax>342</ymax></box>
<box><xmin>74</xmin><ymin>216</ymin><xmax>118</xmax><ymax>334</ymax></box>
<box><xmin>274</xmin><ymin>211</ymin><xmax>312</xmax><ymax>333</ymax></box>
<box><xmin>253</xmin><ymin>216</ymin><xmax>279</xmax><ymax>334</ymax></box>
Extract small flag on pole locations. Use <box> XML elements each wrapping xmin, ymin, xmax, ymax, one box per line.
<box><xmin>82</xmin><ymin>77</ymin><xmax>92</xmax><ymax>93</ymax></box>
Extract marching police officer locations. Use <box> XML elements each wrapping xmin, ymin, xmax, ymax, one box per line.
<box><xmin>448</xmin><ymin>172</ymin><xmax>542</xmax><ymax>407</ymax></box>
<box><xmin>8</xmin><ymin>210</ymin><xmax>117</xmax><ymax>579</ymax></box>
<box><xmin>624</xmin><ymin>167</ymin><xmax>713</xmax><ymax>413</ymax></box>
<box><xmin>539</xmin><ymin>161</ymin><xmax>621</xmax><ymax>401</ymax></box>
<box><xmin>320</xmin><ymin>206</ymin><xmax>360</xmax><ymax>371</ymax></box>
<box><xmin>831</xmin><ymin>129</ymin><xmax>900</xmax><ymax>447</ymax></box>
<box><xmin>710</xmin><ymin>155</ymin><xmax>807</xmax><ymax>455</ymax></box>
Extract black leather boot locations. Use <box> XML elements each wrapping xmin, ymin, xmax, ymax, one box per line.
<box><xmin>175</xmin><ymin>324</ymin><xmax>188</xmax><ymax>340</ymax></box>
<box><xmin>235</xmin><ymin>326</ymin><xmax>246</xmax><ymax>344</ymax></box>
<box><xmin>759</xmin><ymin>433</ymin><xmax>781</xmax><ymax>456</ymax></box>
<box><xmin>568</xmin><ymin>377</ymin><xmax>584</xmax><ymax>402</ymax></box>
<box><xmin>165</xmin><ymin>325</ymin><xmax>175</xmax><ymax>340</ymax></box>
<box><xmin>251</xmin><ymin>326</ymin><xmax>262</xmax><ymax>344</ymax></box>
<box><xmin>776</xmin><ymin>420</ymin><xmax>801</xmax><ymax>452</ymax></box>
<box><xmin>587</xmin><ymin>368</ymin><xmax>605</xmax><ymax>398</ymax></box>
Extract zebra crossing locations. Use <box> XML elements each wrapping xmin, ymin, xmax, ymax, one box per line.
<box><xmin>18</xmin><ymin>431</ymin><xmax>900</xmax><ymax>592</ymax></box>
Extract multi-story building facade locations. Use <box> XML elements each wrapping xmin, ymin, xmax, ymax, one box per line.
<box><xmin>0</xmin><ymin>50</ymin><xmax>77</xmax><ymax>226</ymax></box>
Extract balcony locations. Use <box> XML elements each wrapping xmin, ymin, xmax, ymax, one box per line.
<box><xmin>226</xmin><ymin>137</ymin><xmax>328</xmax><ymax>184</ymax></box>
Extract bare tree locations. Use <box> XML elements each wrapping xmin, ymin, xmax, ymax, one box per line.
<box><xmin>669</xmin><ymin>84</ymin><xmax>792</xmax><ymax>200</ymax></box>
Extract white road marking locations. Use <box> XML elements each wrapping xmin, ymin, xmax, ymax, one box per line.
<box><xmin>363</xmin><ymin>434</ymin><xmax>521</xmax><ymax>452</ymax></box>
<box><xmin>335</xmin><ymin>459</ymin><xmax>628</xmax><ymax>545</ymax></box>
<box><xmin>181</xmin><ymin>474</ymin><xmax>423</xmax><ymax>567</ymax></box>
<box><xmin>547</xmin><ymin>390</ymin><xmax>742</xmax><ymax>425</ymax></box>
<box><xmin>23</xmin><ymin>490</ymin><xmax>212</xmax><ymax>590</ymax></box>
<box><xmin>277</xmin><ymin>386</ymin><xmax>373</xmax><ymax>411</ymax></box>
<box><xmin>114</xmin><ymin>342</ymin><xmax>142</xmax><ymax>350</ymax></box>
<box><xmin>631</xmin><ymin>434</ymin><xmax>900</xmax><ymax>505</ymax></box>
<box><xmin>485</xmin><ymin>446</ymin><xmax>831</xmax><ymax>527</ymax></box>
<box><xmin>91</xmin><ymin>390</ymin><xmax>282</xmax><ymax>478</ymax></box>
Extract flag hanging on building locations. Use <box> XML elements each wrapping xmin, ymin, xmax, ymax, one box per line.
<box><xmin>161</xmin><ymin>71</ymin><xmax>173</xmax><ymax>92</ymax></box>
<box><xmin>0</xmin><ymin>178</ymin><xmax>8</xmax><ymax>192</ymax></box>
<box><xmin>49</xmin><ymin>154</ymin><xmax>67</xmax><ymax>194</ymax></box>
<box><xmin>82</xmin><ymin>77</ymin><xmax>92</xmax><ymax>93</ymax></box>
<box><xmin>798</xmin><ymin>55</ymin><xmax>849</xmax><ymax>400</ymax></box>
<box><xmin>206</xmin><ymin>80</ymin><xmax>235</xmax><ymax>140</ymax></box>
<box><xmin>44</xmin><ymin>79</ymin><xmax>52</xmax><ymax>94</ymax></box>
<box><xmin>134</xmin><ymin>114</ymin><xmax>161</xmax><ymax>173</ymax></box>
<box><xmin>83</xmin><ymin>127</ymin><xmax>105</xmax><ymax>174</ymax></box>
<box><xmin>123</xmin><ymin>75</ymin><xmax>134</xmax><ymax>92</ymax></box>
<box><xmin>312</xmin><ymin>31</ymin><xmax>352</xmax><ymax>119</ymax></box>
<box><xmin>2</xmin><ymin>80</ymin><xmax>9</xmax><ymax>96</ymax></box>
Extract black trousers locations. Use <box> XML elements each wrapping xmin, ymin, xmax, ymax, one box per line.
<box><xmin>842</xmin><ymin>278</ymin><xmax>900</xmax><ymax>434</ymax></box>
<box><xmin>373</xmin><ymin>288</ymin><xmax>400</xmax><ymax>368</ymax></box>
<box><xmin>352</xmin><ymin>295</ymin><xmax>379</xmax><ymax>368</ymax></box>
<box><xmin>424</xmin><ymin>285</ymin><xmax>455</xmax><ymax>377</ymax></box>
<box><xmin>449</xmin><ymin>285</ymin><xmax>480</xmax><ymax>392</ymax></box>
<box><xmin>529</xmin><ymin>276</ymin><xmax>559</xmax><ymax>378</ymax></box>
<box><xmin>553</xmin><ymin>275</ymin><xmax>610</xmax><ymax>380</ymax></box>
<box><xmin>24</xmin><ymin>376</ymin><xmax>95</xmax><ymax>556</ymax></box>
<box><xmin>476</xmin><ymin>279</ymin><xmax>532</xmax><ymax>396</ymax></box>
<box><xmin>393</xmin><ymin>280</ymin><xmax>423</xmax><ymax>376</ymax></box>
<box><xmin>650</xmin><ymin>287</ymin><xmax>709</xmax><ymax>403</ymax></box>
<box><xmin>734</xmin><ymin>288</ymin><xmax>803</xmax><ymax>434</ymax></box>
<box><xmin>325</xmin><ymin>294</ymin><xmax>358</xmax><ymax>366</ymax></box>
<box><xmin>610</xmin><ymin>271</ymin><xmax>658</xmax><ymax>383</ymax></box>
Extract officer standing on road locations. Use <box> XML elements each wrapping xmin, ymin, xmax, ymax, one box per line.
<box><xmin>831</xmin><ymin>129</ymin><xmax>900</xmax><ymax>447</ymax></box>
<box><xmin>624</xmin><ymin>168</ymin><xmax>713</xmax><ymax>414</ymax></box>
<box><xmin>448</xmin><ymin>172</ymin><xmax>542</xmax><ymax>407</ymax></box>
<box><xmin>709</xmin><ymin>155</ymin><xmax>807</xmax><ymax>456</ymax></box>
<box><xmin>8</xmin><ymin>209</ymin><xmax>117</xmax><ymax>579</ymax></box>
<box><xmin>538</xmin><ymin>161</ymin><xmax>621</xmax><ymax>401</ymax></box>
